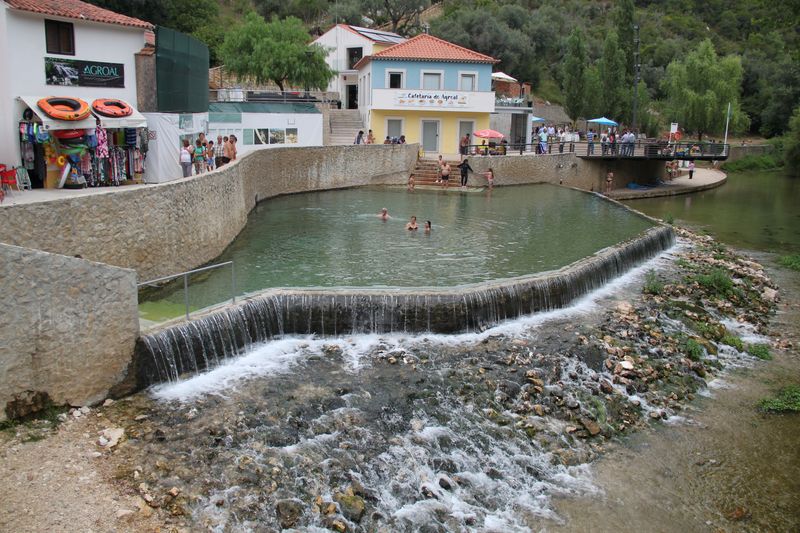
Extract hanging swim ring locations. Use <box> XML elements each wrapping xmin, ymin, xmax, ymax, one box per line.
<box><xmin>56</xmin><ymin>155</ymin><xmax>67</xmax><ymax>167</ymax></box>
<box><xmin>37</xmin><ymin>97</ymin><xmax>91</xmax><ymax>121</ymax></box>
<box><xmin>91</xmin><ymin>99</ymin><xmax>133</xmax><ymax>117</ymax></box>
<box><xmin>53</xmin><ymin>129</ymin><xmax>84</xmax><ymax>140</ymax></box>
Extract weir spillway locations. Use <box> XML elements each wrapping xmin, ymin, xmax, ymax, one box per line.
<box><xmin>135</xmin><ymin>225</ymin><xmax>675</xmax><ymax>388</ymax></box>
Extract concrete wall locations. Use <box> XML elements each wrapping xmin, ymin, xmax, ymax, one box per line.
<box><xmin>0</xmin><ymin>243</ymin><xmax>139</xmax><ymax>422</ymax></box>
<box><xmin>726</xmin><ymin>143</ymin><xmax>774</xmax><ymax>163</ymax></box>
<box><xmin>0</xmin><ymin>144</ymin><xmax>418</xmax><ymax>280</ymax></box>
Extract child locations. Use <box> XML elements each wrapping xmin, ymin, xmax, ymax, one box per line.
<box><xmin>206</xmin><ymin>141</ymin><xmax>216</xmax><ymax>172</ymax></box>
<box><xmin>485</xmin><ymin>168</ymin><xmax>494</xmax><ymax>189</ymax></box>
<box><xmin>407</xmin><ymin>174</ymin><xmax>415</xmax><ymax>191</ymax></box>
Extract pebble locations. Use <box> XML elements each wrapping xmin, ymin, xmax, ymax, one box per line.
<box><xmin>115</xmin><ymin>509</ymin><xmax>134</xmax><ymax>519</ymax></box>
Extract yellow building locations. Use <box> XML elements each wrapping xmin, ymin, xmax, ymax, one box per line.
<box><xmin>354</xmin><ymin>34</ymin><xmax>498</xmax><ymax>157</ymax></box>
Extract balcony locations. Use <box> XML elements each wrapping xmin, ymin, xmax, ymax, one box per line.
<box><xmin>370</xmin><ymin>89</ymin><xmax>495</xmax><ymax>113</ymax></box>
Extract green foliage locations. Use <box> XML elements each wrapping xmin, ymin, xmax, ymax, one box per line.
<box><xmin>758</xmin><ymin>385</ymin><xmax>800</xmax><ymax>412</ymax></box>
<box><xmin>220</xmin><ymin>13</ymin><xmax>334</xmax><ymax>91</ymax></box>
<box><xmin>643</xmin><ymin>270</ymin><xmax>664</xmax><ymax>295</ymax></box>
<box><xmin>662</xmin><ymin>39</ymin><xmax>749</xmax><ymax>140</ymax></box>
<box><xmin>663</xmin><ymin>213</ymin><xmax>674</xmax><ymax>225</ymax></box>
<box><xmin>785</xmin><ymin>105</ymin><xmax>800</xmax><ymax>175</ymax></box>
<box><xmin>612</xmin><ymin>0</ymin><xmax>636</xmax><ymax>81</ymax></box>
<box><xmin>721</xmin><ymin>153</ymin><xmax>784</xmax><ymax>172</ymax></box>
<box><xmin>695</xmin><ymin>268</ymin><xmax>735</xmax><ymax>298</ymax></box>
<box><xmin>778</xmin><ymin>254</ymin><xmax>800</xmax><ymax>272</ymax></box>
<box><xmin>720</xmin><ymin>334</ymin><xmax>744</xmax><ymax>351</ymax></box>
<box><xmin>599</xmin><ymin>31</ymin><xmax>627</xmax><ymax>120</ymax></box>
<box><xmin>748</xmin><ymin>343</ymin><xmax>772</xmax><ymax>360</ymax></box>
<box><xmin>562</xmin><ymin>28</ymin><xmax>588</xmax><ymax>122</ymax></box>
<box><xmin>683</xmin><ymin>337</ymin><xmax>705</xmax><ymax>361</ymax></box>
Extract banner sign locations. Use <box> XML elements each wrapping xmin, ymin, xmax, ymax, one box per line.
<box><xmin>45</xmin><ymin>57</ymin><xmax>124</xmax><ymax>88</ymax></box>
<box><xmin>395</xmin><ymin>91</ymin><xmax>469</xmax><ymax>108</ymax></box>
<box><xmin>670</xmin><ymin>122</ymin><xmax>679</xmax><ymax>134</ymax></box>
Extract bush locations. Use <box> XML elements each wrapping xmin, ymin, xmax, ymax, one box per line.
<box><xmin>748</xmin><ymin>343</ymin><xmax>772</xmax><ymax>360</ymax></box>
<box><xmin>721</xmin><ymin>153</ymin><xmax>783</xmax><ymax>172</ymax></box>
<box><xmin>758</xmin><ymin>385</ymin><xmax>800</xmax><ymax>413</ymax></box>
<box><xmin>643</xmin><ymin>270</ymin><xmax>664</xmax><ymax>295</ymax></box>
<box><xmin>720</xmin><ymin>334</ymin><xmax>744</xmax><ymax>351</ymax></box>
<box><xmin>663</xmin><ymin>213</ymin><xmax>675</xmax><ymax>225</ymax></box>
<box><xmin>683</xmin><ymin>338</ymin><xmax>705</xmax><ymax>361</ymax></box>
<box><xmin>696</xmin><ymin>268</ymin><xmax>735</xmax><ymax>298</ymax></box>
<box><xmin>778</xmin><ymin>254</ymin><xmax>800</xmax><ymax>272</ymax></box>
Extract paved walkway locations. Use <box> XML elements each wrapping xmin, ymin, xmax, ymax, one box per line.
<box><xmin>607</xmin><ymin>167</ymin><xmax>727</xmax><ymax>200</ymax></box>
<box><xmin>0</xmin><ymin>182</ymin><xmax>149</xmax><ymax>207</ymax></box>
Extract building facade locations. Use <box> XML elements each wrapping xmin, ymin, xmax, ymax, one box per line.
<box><xmin>313</xmin><ymin>24</ymin><xmax>405</xmax><ymax>109</ymax></box>
<box><xmin>354</xmin><ymin>34</ymin><xmax>497</xmax><ymax>156</ymax></box>
<box><xmin>0</xmin><ymin>0</ymin><xmax>151</xmax><ymax>171</ymax></box>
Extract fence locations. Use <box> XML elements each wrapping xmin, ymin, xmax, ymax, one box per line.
<box><xmin>463</xmin><ymin>140</ymin><xmax>729</xmax><ymax>159</ymax></box>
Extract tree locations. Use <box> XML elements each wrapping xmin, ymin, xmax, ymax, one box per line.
<box><xmin>598</xmin><ymin>31</ymin><xmax>627</xmax><ymax>121</ymax></box>
<box><xmin>583</xmin><ymin>66</ymin><xmax>603</xmax><ymax>119</ymax></box>
<box><xmin>662</xmin><ymin>39</ymin><xmax>749</xmax><ymax>140</ymax></box>
<box><xmin>562</xmin><ymin>28</ymin><xmax>588</xmax><ymax>122</ymax></box>
<box><xmin>360</xmin><ymin>0</ymin><xmax>430</xmax><ymax>34</ymax></box>
<box><xmin>612</xmin><ymin>0</ymin><xmax>636</xmax><ymax>81</ymax></box>
<box><xmin>220</xmin><ymin>13</ymin><xmax>334</xmax><ymax>91</ymax></box>
<box><xmin>785</xmin><ymin>105</ymin><xmax>800</xmax><ymax>175</ymax></box>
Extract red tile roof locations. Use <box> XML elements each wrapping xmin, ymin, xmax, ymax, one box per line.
<box><xmin>355</xmin><ymin>34</ymin><xmax>498</xmax><ymax>68</ymax></box>
<box><xmin>6</xmin><ymin>0</ymin><xmax>153</xmax><ymax>30</ymax></box>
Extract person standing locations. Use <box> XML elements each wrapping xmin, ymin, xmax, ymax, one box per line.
<box><xmin>587</xmin><ymin>129</ymin><xmax>595</xmax><ymax>155</ymax></box>
<box><xmin>229</xmin><ymin>135</ymin><xmax>238</xmax><ymax>161</ymax></box>
<box><xmin>436</xmin><ymin>154</ymin><xmax>444</xmax><ymax>183</ymax></box>
<box><xmin>688</xmin><ymin>160</ymin><xmax>695</xmax><ymax>179</ymax></box>
<box><xmin>205</xmin><ymin>140</ymin><xmax>216</xmax><ymax>171</ymax></box>
<box><xmin>440</xmin><ymin>162</ymin><xmax>451</xmax><ymax>188</ymax></box>
<box><xmin>366</xmin><ymin>129</ymin><xmax>375</xmax><ymax>144</ymax></box>
<box><xmin>179</xmin><ymin>139</ymin><xmax>193</xmax><ymax>177</ymax></box>
<box><xmin>605</xmin><ymin>170</ymin><xmax>614</xmax><ymax>194</ymax></box>
<box><xmin>457</xmin><ymin>158</ymin><xmax>473</xmax><ymax>188</ymax></box>
<box><xmin>193</xmin><ymin>139</ymin><xmax>205</xmax><ymax>174</ymax></box>
<box><xmin>354</xmin><ymin>130</ymin><xmax>364</xmax><ymax>144</ymax></box>
<box><xmin>215</xmin><ymin>136</ymin><xmax>226</xmax><ymax>167</ymax></box>
<box><xmin>460</xmin><ymin>133</ymin><xmax>470</xmax><ymax>158</ymax></box>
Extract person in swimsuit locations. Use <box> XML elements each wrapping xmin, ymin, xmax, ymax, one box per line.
<box><xmin>407</xmin><ymin>174</ymin><xmax>415</xmax><ymax>191</ymax></box>
<box><xmin>440</xmin><ymin>163</ymin><xmax>451</xmax><ymax>188</ymax></box>
<box><xmin>485</xmin><ymin>167</ymin><xmax>494</xmax><ymax>189</ymax></box>
<box><xmin>424</xmin><ymin>220</ymin><xmax>431</xmax><ymax>233</ymax></box>
<box><xmin>436</xmin><ymin>155</ymin><xmax>444</xmax><ymax>183</ymax></box>
<box><xmin>379</xmin><ymin>207</ymin><xmax>390</xmax><ymax>221</ymax></box>
<box><xmin>406</xmin><ymin>216</ymin><xmax>418</xmax><ymax>231</ymax></box>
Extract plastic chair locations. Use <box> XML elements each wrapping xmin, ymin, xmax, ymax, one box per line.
<box><xmin>0</xmin><ymin>167</ymin><xmax>18</xmax><ymax>196</ymax></box>
<box><xmin>16</xmin><ymin>167</ymin><xmax>32</xmax><ymax>190</ymax></box>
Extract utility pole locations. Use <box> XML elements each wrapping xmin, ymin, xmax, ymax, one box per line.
<box><xmin>631</xmin><ymin>24</ymin><xmax>641</xmax><ymax>133</ymax></box>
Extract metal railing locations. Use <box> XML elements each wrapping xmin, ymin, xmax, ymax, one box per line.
<box><xmin>462</xmin><ymin>140</ymin><xmax>729</xmax><ymax>159</ymax></box>
<box><xmin>137</xmin><ymin>261</ymin><xmax>236</xmax><ymax>321</ymax></box>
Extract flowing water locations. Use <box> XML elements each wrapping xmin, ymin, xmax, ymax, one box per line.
<box><xmin>139</xmin><ymin>185</ymin><xmax>653</xmax><ymax>322</ymax></box>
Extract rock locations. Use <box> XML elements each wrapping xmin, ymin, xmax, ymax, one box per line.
<box><xmin>600</xmin><ymin>381</ymin><xmax>614</xmax><ymax>394</ymax></box>
<box><xmin>580</xmin><ymin>418</ymin><xmax>602</xmax><ymax>436</ymax></box>
<box><xmin>728</xmin><ymin>506</ymin><xmax>751</xmax><ymax>521</ymax></box>
<box><xmin>619</xmin><ymin>360</ymin><xmax>634</xmax><ymax>371</ymax></box>
<box><xmin>649</xmin><ymin>411</ymin><xmax>662</xmax><ymax>420</ymax></box>
<box><xmin>276</xmin><ymin>498</ymin><xmax>304</xmax><ymax>529</ymax></box>
<box><xmin>532</xmin><ymin>404</ymin><xmax>545</xmax><ymax>416</ymax></box>
<box><xmin>168</xmin><ymin>487</ymin><xmax>181</xmax><ymax>497</ymax></box>
<box><xmin>330</xmin><ymin>518</ymin><xmax>347</xmax><ymax>532</ymax></box>
<box><xmin>762</xmin><ymin>287</ymin><xmax>778</xmax><ymax>302</ymax></box>
<box><xmin>334</xmin><ymin>492</ymin><xmax>366</xmax><ymax>522</ymax></box>
<box><xmin>102</xmin><ymin>399</ymin><xmax>115</xmax><ymax>407</ymax></box>
<box><xmin>115</xmin><ymin>509</ymin><xmax>134</xmax><ymax>519</ymax></box>
<box><xmin>99</xmin><ymin>427</ymin><xmax>124</xmax><ymax>448</ymax></box>
<box><xmin>438</xmin><ymin>477</ymin><xmax>453</xmax><ymax>491</ymax></box>
<box><xmin>186</xmin><ymin>408</ymin><xmax>198</xmax><ymax>420</ymax></box>
<box><xmin>134</xmin><ymin>414</ymin><xmax>149</xmax><ymax>421</ymax></box>
<box><xmin>565</xmin><ymin>398</ymin><xmax>579</xmax><ymax>410</ymax></box>
<box><xmin>512</xmin><ymin>339</ymin><xmax>528</xmax><ymax>346</ymax></box>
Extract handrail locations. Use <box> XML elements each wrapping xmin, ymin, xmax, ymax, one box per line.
<box><xmin>138</xmin><ymin>261</ymin><xmax>236</xmax><ymax>321</ymax></box>
<box><xmin>462</xmin><ymin>140</ymin><xmax>730</xmax><ymax>159</ymax></box>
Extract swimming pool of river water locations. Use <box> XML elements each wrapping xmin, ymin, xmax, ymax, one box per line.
<box><xmin>139</xmin><ymin>184</ymin><xmax>654</xmax><ymax>322</ymax></box>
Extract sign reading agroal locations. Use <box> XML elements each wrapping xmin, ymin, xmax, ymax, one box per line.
<box><xmin>45</xmin><ymin>57</ymin><xmax>124</xmax><ymax>88</ymax></box>
<box><xmin>395</xmin><ymin>91</ymin><xmax>469</xmax><ymax>108</ymax></box>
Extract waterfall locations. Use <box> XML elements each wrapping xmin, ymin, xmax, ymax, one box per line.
<box><xmin>135</xmin><ymin>226</ymin><xmax>675</xmax><ymax>388</ymax></box>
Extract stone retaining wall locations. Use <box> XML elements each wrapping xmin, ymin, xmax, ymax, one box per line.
<box><xmin>0</xmin><ymin>243</ymin><xmax>139</xmax><ymax>422</ymax></box>
<box><xmin>726</xmin><ymin>143</ymin><xmax>773</xmax><ymax>163</ymax></box>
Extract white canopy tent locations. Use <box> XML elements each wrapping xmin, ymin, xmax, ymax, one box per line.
<box><xmin>491</xmin><ymin>72</ymin><xmax>518</xmax><ymax>83</ymax></box>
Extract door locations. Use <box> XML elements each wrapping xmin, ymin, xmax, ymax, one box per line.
<box><xmin>511</xmin><ymin>114</ymin><xmax>526</xmax><ymax>145</ymax></box>
<box><xmin>421</xmin><ymin>120</ymin><xmax>439</xmax><ymax>153</ymax></box>
<box><xmin>346</xmin><ymin>85</ymin><xmax>358</xmax><ymax>109</ymax></box>
<box><xmin>458</xmin><ymin>120</ymin><xmax>474</xmax><ymax>150</ymax></box>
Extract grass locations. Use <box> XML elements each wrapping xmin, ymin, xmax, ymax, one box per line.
<box><xmin>721</xmin><ymin>153</ymin><xmax>784</xmax><ymax>172</ymax></box>
<box><xmin>695</xmin><ymin>268</ymin><xmax>736</xmax><ymax>298</ymax></box>
<box><xmin>748</xmin><ymin>343</ymin><xmax>772</xmax><ymax>360</ymax></box>
<box><xmin>663</xmin><ymin>213</ymin><xmax>675</xmax><ymax>225</ymax></box>
<box><xmin>721</xmin><ymin>334</ymin><xmax>744</xmax><ymax>351</ymax></box>
<box><xmin>643</xmin><ymin>270</ymin><xmax>664</xmax><ymax>295</ymax></box>
<box><xmin>758</xmin><ymin>385</ymin><xmax>800</xmax><ymax>413</ymax></box>
<box><xmin>683</xmin><ymin>337</ymin><xmax>705</xmax><ymax>361</ymax></box>
<box><xmin>778</xmin><ymin>254</ymin><xmax>800</xmax><ymax>272</ymax></box>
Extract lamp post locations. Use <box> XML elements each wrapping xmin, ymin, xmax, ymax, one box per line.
<box><xmin>631</xmin><ymin>24</ymin><xmax>641</xmax><ymax>133</ymax></box>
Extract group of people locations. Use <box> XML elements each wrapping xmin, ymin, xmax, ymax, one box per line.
<box><xmin>379</xmin><ymin>208</ymin><xmax>431</xmax><ymax>233</ymax></box>
<box><xmin>179</xmin><ymin>133</ymin><xmax>237</xmax><ymax>178</ymax></box>
<box><xmin>429</xmin><ymin>155</ymin><xmax>494</xmax><ymax>189</ymax></box>
<box><xmin>354</xmin><ymin>129</ymin><xmax>407</xmax><ymax>145</ymax></box>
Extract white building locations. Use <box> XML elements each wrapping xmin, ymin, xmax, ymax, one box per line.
<box><xmin>313</xmin><ymin>24</ymin><xmax>405</xmax><ymax>110</ymax></box>
<box><xmin>0</xmin><ymin>0</ymin><xmax>150</xmax><ymax>185</ymax></box>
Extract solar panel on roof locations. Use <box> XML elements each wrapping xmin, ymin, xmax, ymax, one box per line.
<box><xmin>350</xmin><ymin>26</ymin><xmax>405</xmax><ymax>44</ymax></box>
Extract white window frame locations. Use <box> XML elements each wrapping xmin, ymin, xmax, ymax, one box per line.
<box><xmin>419</xmin><ymin>118</ymin><xmax>441</xmax><ymax>153</ymax></box>
<box><xmin>458</xmin><ymin>70</ymin><xmax>478</xmax><ymax>92</ymax></box>
<box><xmin>385</xmin><ymin>116</ymin><xmax>405</xmax><ymax>139</ymax></box>
<box><xmin>385</xmin><ymin>69</ymin><xmax>406</xmax><ymax>89</ymax></box>
<box><xmin>420</xmin><ymin>69</ymin><xmax>444</xmax><ymax>91</ymax></box>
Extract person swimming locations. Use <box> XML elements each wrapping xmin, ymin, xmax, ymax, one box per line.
<box><xmin>379</xmin><ymin>207</ymin><xmax>390</xmax><ymax>220</ymax></box>
<box><xmin>406</xmin><ymin>216</ymin><xmax>418</xmax><ymax>231</ymax></box>
<box><xmin>424</xmin><ymin>220</ymin><xmax>431</xmax><ymax>233</ymax></box>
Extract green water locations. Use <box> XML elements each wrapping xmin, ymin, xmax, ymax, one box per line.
<box><xmin>139</xmin><ymin>184</ymin><xmax>653</xmax><ymax>321</ymax></box>
<box><xmin>626</xmin><ymin>170</ymin><xmax>800</xmax><ymax>254</ymax></box>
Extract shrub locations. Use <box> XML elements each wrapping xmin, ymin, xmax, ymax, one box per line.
<box><xmin>720</xmin><ymin>334</ymin><xmax>744</xmax><ymax>351</ymax></box>
<box><xmin>748</xmin><ymin>343</ymin><xmax>772</xmax><ymax>360</ymax></box>
<box><xmin>663</xmin><ymin>213</ymin><xmax>675</xmax><ymax>225</ymax></box>
<box><xmin>721</xmin><ymin>153</ymin><xmax>783</xmax><ymax>172</ymax></box>
<box><xmin>683</xmin><ymin>338</ymin><xmax>705</xmax><ymax>361</ymax></box>
<box><xmin>758</xmin><ymin>385</ymin><xmax>800</xmax><ymax>413</ymax></box>
<box><xmin>778</xmin><ymin>254</ymin><xmax>800</xmax><ymax>272</ymax></box>
<box><xmin>643</xmin><ymin>270</ymin><xmax>664</xmax><ymax>295</ymax></box>
<box><xmin>696</xmin><ymin>268</ymin><xmax>735</xmax><ymax>298</ymax></box>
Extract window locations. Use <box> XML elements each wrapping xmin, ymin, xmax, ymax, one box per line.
<box><xmin>459</xmin><ymin>73</ymin><xmax>476</xmax><ymax>91</ymax></box>
<box><xmin>422</xmin><ymin>72</ymin><xmax>442</xmax><ymax>90</ymax></box>
<box><xmin>286</xmin><ymin>128</ymin><xmax>298</xmax><ymax>144</ymax></box>
<box><xmin>388</xmin><ymin>71</ymin><xmax>404</xmax><ymax>89</ymax></box>
<box><xmin>45</xmin><ymin>19</ymin><xmax>74</xmax><ymax>55</ymax></box>
<box><xmin>387</xmin><ymin>119</ymin><xmax>403</xmax><ymax>139</ymax></box>
<box><xmin>347</xmin><ymin>47</ymin><xmax>363</xmax><ymax>70</ymax></box>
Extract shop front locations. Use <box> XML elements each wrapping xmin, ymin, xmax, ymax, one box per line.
<box><xmin>17</xmin><ymin>95</ymin><xmax>147</xmax><ymax>189</ymax></box>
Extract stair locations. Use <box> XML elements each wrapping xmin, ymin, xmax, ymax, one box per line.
<box><xmin>327</xmin><ymin>109</ymin><xmax>365</xmax><ymax>146</ymax></box>
<box><xmin>411</xmin><ymin>158</ymin><xmax>463</xmax><ymax>186</ymax></box>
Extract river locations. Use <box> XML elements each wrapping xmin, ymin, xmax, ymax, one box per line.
<box><xmin>551</xmin><ymin>169</ymin><xmax>800</xmax><ymax>532</ymax></box>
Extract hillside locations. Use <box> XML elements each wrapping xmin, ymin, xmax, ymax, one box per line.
<box><xmin>87</xmin><ymin>0</ymin><xmax>800</xmax><ymax>137</ymax></box>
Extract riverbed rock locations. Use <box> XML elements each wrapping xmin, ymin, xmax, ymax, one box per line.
<box><xmin>98</xmin><ymin>427</ymin><xmax>124</xmax><ymax>448</ymax></box>
<box><xmin>334</xmin><ymin>491</ymin><xmax>365</xmax><ymax>522</ymax></box>
<box><xmin>580</xmin><ymin>418</ymin><xmax>602</xmax><ymax>436</ymax></box>
<box><xmin>276</xmin><ymin>498</ymin><xmax>304</xmax><ymax>529</ymax></box>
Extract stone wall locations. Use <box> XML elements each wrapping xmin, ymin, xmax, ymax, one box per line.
<box><xmin>0</xmin><ymin>144</ymin><xmax>417</xmax><ymax>280</ymax></box>
<box><xmin>0</xmin><ymin>243</ymin><xmax>139</xmax><ymax>422</ymax></box>
<box><xmin>726</xmin><ymin>143</ymin><xmax>773</xmax><ymax>163</ymax></box>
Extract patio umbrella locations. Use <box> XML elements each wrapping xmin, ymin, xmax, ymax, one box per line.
<box><xmin>530</xmin><ymin>116</ymin><xmax>546</xmax><ymax>122</ymax></box>
<box><xmin>491</xmin><ymin>71</ymin><xmax>518</xmax><ymax>83</ymax></box>
<box><xmin>587</xmin><ymin>116</ymin><xmax>619</xmax><ymax>126</ymax></box>
<box><xmin>473</xmin><ymin>129</ymin><xmax>504</xmax><ymax>139</ymax></box>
